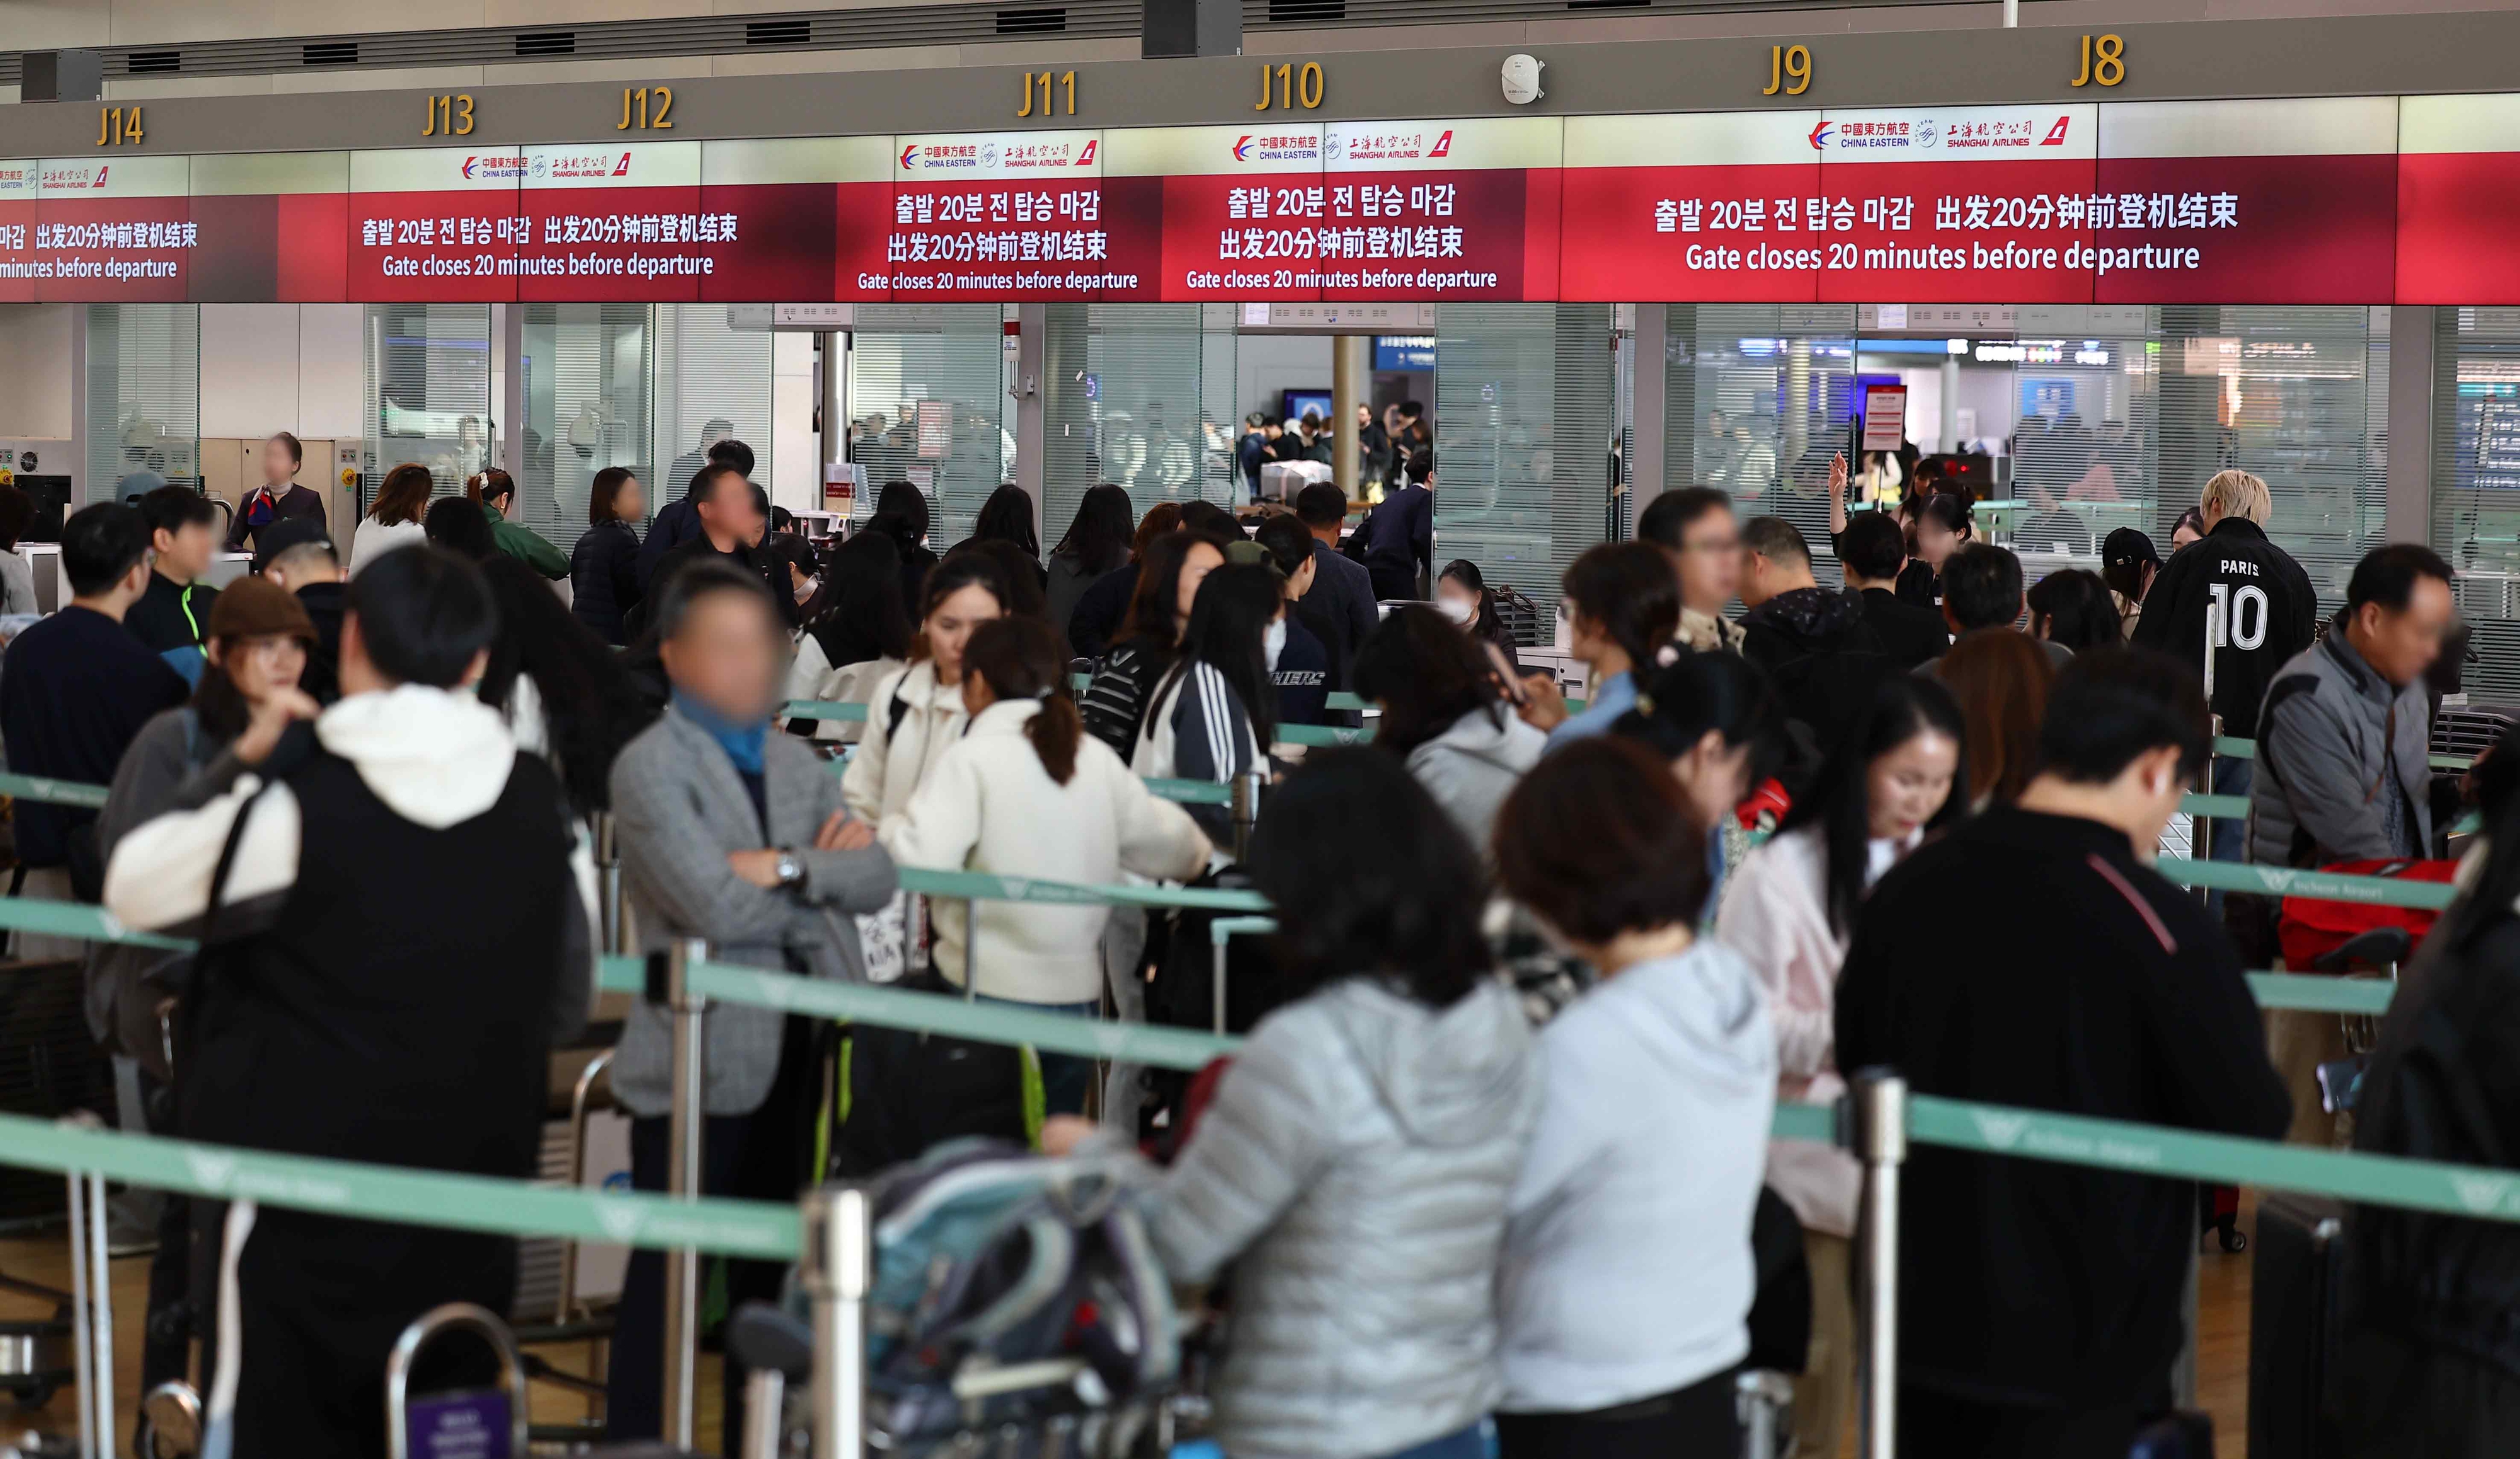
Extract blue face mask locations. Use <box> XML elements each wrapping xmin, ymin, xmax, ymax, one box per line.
<box><xmin>673</xmin><ymin>688</ymin><xmax>770</xmax><ymax>775</ymax></box>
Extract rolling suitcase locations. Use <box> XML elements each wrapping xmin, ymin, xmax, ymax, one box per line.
<box><xmin>2247</xmin><ymin>1192</ymin><xmax>2345</xmax><ymax>1459</ymax></box>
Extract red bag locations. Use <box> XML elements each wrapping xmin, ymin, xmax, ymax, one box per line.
<box><xmin>2274</xmin><ymin>857</ymin><xmax>2458</xmax><ymax>970</ymax></box>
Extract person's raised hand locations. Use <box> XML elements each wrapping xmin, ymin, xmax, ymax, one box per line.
<box><xmin>1516</xmin><ymin>672</ymin><xmax>1569</xmax><ymax>732</ymax></box>
<box><xmin>1038</xmin><ymin>1115</ymin><xmax>1096</xmax><ymax>1157</ymax></box>
<box><xmin>233</xmin><ymin>688</ymin><xmax>323</xmax><ymax>767</ymax></box>
<box><xmin>1830</xmin><ymin>450</ymin><xmax>1850</xmax><ymax>498</ymax></box>
<box><xmin>816</xmin><ymin>809</ymin><xmax>874</xmax><ymax>852</ymax></box>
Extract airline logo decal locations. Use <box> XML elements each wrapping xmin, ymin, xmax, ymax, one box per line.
<box><xmin>461</xmin><ymin>155</ymin><xmax>527</xmax><ymax>180</ymax></box>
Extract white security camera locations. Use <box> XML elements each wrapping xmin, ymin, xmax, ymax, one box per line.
<box><xmin>1501</xmin><ymin>53</ymin><xmax>1545</xmax><ymax>106</ymax></box>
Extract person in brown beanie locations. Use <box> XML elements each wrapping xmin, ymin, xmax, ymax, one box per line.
<box><xmin>88</xmin><ymin>572</ymin><xmax>322</xmax><ymax>1390</ymax></box>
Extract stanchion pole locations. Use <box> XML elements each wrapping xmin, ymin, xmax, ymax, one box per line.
<box><xmin>595</xmin><ymin>811</ymin><xmax>626</xmax><ymax>954</ymax></box>
<box><xmin>84</xmin><ymin>1169</ymin><xmax>113</xmax><ymax>1459</ymax></box>
<box><xmin>662</xmin><ymin>935</ymin><xmax>711</xmax><ymax>1451</ymax></box>
<box><xmin>803</xmin><ymin>1184</ymin><xmax>873</xmax><ymax>1459</ymax></box>
<box><xmin>1851</xmin><ymin>1069</ymin><xmax>1908</xmax><ymax>1459</ymax></box>
<box><xmin>1229</xmin><ymin>768</ymin><xmax>1266</xmax><ymax>861</ymax></box>
<box><xmin>2190</xmin><ymin>714</ymin><xmax>2219</xmax><ymax>904</ymax></box>
<box><xmin>965</xmin><ymin>903</ymin><xmax>982</xmax><ymax>1004</ymax></box>
<box><xmin>63</xmin><ymin>1170</ymin><xmax>94</xmax><ymax>1459</ymax></box>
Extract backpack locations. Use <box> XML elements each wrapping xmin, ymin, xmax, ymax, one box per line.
<box><xmin>1133</xmin><ymin>865</ymin><xmax>1283</xmax><ymax>1147</ymax></box>
<box><xmin>866</xmin><ymin>1139</ymin><xmax>1181</xmax><ymax>1450</ymax></box>
<box><xmin>829</xmin><ymin>972</ymin><xmax>1042</xmax><ymax>1179</ymax></box>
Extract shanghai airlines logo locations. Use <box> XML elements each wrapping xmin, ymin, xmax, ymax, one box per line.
<box><xmin>91</xmin><ymin>166</ymin><xmax>108</xmax><ymax>188</ymax></box>
<box><xmin>1428</xmin><ymin>130</ymin><xmax>1452</xmax><ymax>157</ymax></box>
<box><xmin>2042</xmin><ymin>116</ymin><xmax>2071</xmax><ymax>146</ymax></box>
<box><xmin>899</xmin><ymin>144</ymin><xmax>921</xmax><ymax>170</ymax></box>
<box><xmin>1971</xmin><ymin>1111</ymin><xmax>2030</xmax><ymax>1150</ymax></box>
<box><xmin>1234</xmin><ymin>135</ymin><xmax>1254</xmax><ymax>161</ymax></box>
<box><xmin>614</xmin><ymin>152</ymin><xmax>632</xmax><ymax>176</ymax></box>
<box><xmin>2454</xmin><ymin>1175</ymin><xmax>2512</xmax><ymax>1214</ymax></box>
<box><xmin>1807</xmin><ymin>120</ymin><xmax>1834</xmax><ymax>151</ymax></box>
<box><xmin>1077</xmin><ymin>139</ymin><xmax>1097</xmax><ymax>165</ymax></box>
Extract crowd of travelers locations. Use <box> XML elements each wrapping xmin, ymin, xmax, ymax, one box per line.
<box><xmin>0</xmin><ymin>427</ymin><xmax>2509</xmax><ymax>1459</ymax></box>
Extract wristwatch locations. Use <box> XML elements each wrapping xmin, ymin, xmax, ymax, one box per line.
<box><xmin>774</xmin><ymin>849</ymin><xmax>804</xmax><ymax>888</ymax></box>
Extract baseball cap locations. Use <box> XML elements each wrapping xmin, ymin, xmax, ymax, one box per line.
<box><xmin>2102</xmin><ymin>527</ymin><xmax>2162</xmax><ymax>573</ymax></box>
<box><xmin>251</xmin><ymin>515</ymin><xmax>336</xmax><ymax>574</ymax></box>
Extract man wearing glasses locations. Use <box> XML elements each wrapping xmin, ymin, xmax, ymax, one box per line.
<box><xmin>1637</xmin><ymin>486</ymin><xmax>1745</xmax><ymax>655</ymax></box>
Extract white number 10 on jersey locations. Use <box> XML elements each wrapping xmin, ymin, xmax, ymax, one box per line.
<box><xmin>2206</xmin><ymin>581</ymin><xmax>2269</xmax><ymax>651</ymax></box>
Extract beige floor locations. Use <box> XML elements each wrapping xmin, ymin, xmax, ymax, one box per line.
<box><xmin>0</xmin><ymin>1208</ymin><xmax>2255</xmax><ymax>1459</ymax></box>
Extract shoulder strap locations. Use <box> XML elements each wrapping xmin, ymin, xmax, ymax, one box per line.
<box><xmin>886</xmin><ymin>673</ymin><xmax>915</xmax><ymax>743</ymax></box>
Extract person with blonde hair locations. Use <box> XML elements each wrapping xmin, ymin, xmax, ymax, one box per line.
<box><xmin>2198</xmin><ymin>466</ymin><xmax>2273</xmax><ymax>528</ymax></box>
<box><xmin>2130</xmin><ymin>464</ymin><xmax>2317</xmax><ymax>922</ymax></box>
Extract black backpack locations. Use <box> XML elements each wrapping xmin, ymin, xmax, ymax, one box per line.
<box><xmin>1131</xmin><ymin>865</ymin><xmax>1282</xmax><ymax>1146</ymax></box>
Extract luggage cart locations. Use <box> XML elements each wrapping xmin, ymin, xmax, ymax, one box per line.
<box><xmin>512</xmin><ymin>1048</ymin><xmax>623</xmax><ymax>1447</ymax></box>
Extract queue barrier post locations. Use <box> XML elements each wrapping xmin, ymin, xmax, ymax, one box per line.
<box><xmin>743</xmin><ymin>1368</ymin><xmax>788</xmax><ymax>1459</ymax></box>
<box><xmin>59</xmin><ymin>1111</ymin><xmax>112</xmax><ymax>1459</ymax></box>
<box><xmin>803</xmin><ymin>1183</ymin><xmax>874</xmax><ymax>1459</ymax></box>
<box><xmin>1851</xmin><ymin>1069</ymin><xmax>1908</xmax><ymax>1459</ymax></box>
<box><xmin>595</xmin><ymin>811</ymin><xmax>627</xmax><ymax>956</ymax></box>
<box><xmin>2190</xmin><ymin>716</ymin><xmax>2218</xmax><ymax>903</ymax></box>
<box><xmin>1229</xmin><ymin>768</ymin><xmax>1266</xmax><ymax>861</ymax></box>
<box><xmin>661</xmin><ymin>935</ymin><xmax>711</xmax><ymax>1452</ymax></box>
<box><xmin>63</xmin><ymin>1165</ymin><xmax>95</xmax><ymax>1459</ymax></box>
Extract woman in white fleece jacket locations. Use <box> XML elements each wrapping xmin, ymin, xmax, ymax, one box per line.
<box><xmin>879</xmin><ymin>615</ymin><xmax>1210</xmax><ymax>1113</ymax></box>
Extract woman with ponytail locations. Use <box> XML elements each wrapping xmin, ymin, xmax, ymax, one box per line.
<box><xmin>467</xmin><ymin>467</ymin><xmax>570</xmax><ymax>580</ymax></box>
<box><xmin>879</xmin><ymin>615</ymin><xmax>1212</xmax><ymax>1114</ymax></box>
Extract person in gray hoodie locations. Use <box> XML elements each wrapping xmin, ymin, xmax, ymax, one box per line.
<box><xmin>1491</xmin><ymin>736</ymin><xmax>1777</xmax><ymax>1457</ymax></box>
<box><xmin>1048</xmin><ymin>748</ymin><xmax>1538</xmax><ymax>1459</ymax></box>
<box><xmin>1355</xmin><ymin>605</ymin><xmax>1545</xmax><ymax>852</ymax></box>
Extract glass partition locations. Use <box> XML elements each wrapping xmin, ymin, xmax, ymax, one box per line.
<box><xmin>362</xmin><ymin>302</ymin><xmax>491</xmax><ymax>508</ymax></box>
<box><xmin>86</xmin><ymin>304</ymin><xmax>201</xmax><ymax>505</ymax></box>
<box><xmin>518</xmin><ymin>303</ymin><xmax>652</xmax><ymax>543</ymax></box>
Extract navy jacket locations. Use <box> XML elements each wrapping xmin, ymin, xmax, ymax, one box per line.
<box><xmin>635</xmin><ymin>495</ymin><xmax>702</xmax><ymax>591</ymax></box>
<box><xmin>1272</xmin><ymin>614</ymin><xmax>1331</xmax><ymax>726</ymax></box>
<box><xmin>1358</xmin><ymin>485</ymin><xmax>1434</xmax><ymax>594</ymax></box>
<box><xmin>571</xmin><ymin>519</ymin><xmax>644</xmax><ymax>646</ymax></box>
<box><xmin>0</xmin><ymin>607</ymin><xmax>188</xmax><ymax>866</ymax></box>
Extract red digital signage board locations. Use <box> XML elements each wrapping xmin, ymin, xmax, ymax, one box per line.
<box><xmin>0</xmin><ymin>97</ymin><xmax>2502</xmax><ymax>304</ymax></box>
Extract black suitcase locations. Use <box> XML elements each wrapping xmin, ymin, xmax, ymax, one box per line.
<box><xmin>2248</xmin><ymin>1192</ymin><xmax>2345</xmax><ymax>1459</ymax></box>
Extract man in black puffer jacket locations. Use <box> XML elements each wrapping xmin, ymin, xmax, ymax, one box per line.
<box><xmin>1738</xmin><ymin>515</ymin><xmax>1893</xmax><ymax>781</ymax></box>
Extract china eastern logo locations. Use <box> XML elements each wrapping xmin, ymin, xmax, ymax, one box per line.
<box><xmin>899</xmin><ymin>144</ymin><xmax>920</xmax><ymax>169</ymax></box>
<box><xmin>1234</xmin><ymin>133</ymin><xmax>1320</xmax><ymax>164</ymax></box>
<box><xmin>461</xmin><ymin>155</ymin><xmax>527</xmax><ymax>180</ymax></box>
<box><xmin>1808</xmin><ymin>121</ymin><xmax>1833</xmax><ymax>151</ymax></box>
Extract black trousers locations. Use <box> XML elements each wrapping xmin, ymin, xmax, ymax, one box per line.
<box><xmin>607</xmin><ymin>1014</ymin><xmax>822</xmax><ymax>1451</ymax></box>
<box><xmin>205</xmin><ymin>1204</ymin><xmax>510</xmax><ymax>1459</ymax></box>
<box><xmin>1896</xmin><ymin>1385</ymin><xmax>2141</xmax><ymax>1459</ymax></box>
<box><xmin>1494</xmin><ymin>1367</ymin><xmax>1740</xmax><ymax>1459</ymax></box>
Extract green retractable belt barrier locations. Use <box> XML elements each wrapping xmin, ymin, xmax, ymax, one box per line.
<box><xmin>2154</xmin><ymin>857</ymin><xmax>2458</xmax><ymax>910</ymax></box>
<box><xmin>0</xmin><ymin>1107</ymin><xmax>798</xmax><ymax>1257</ymax></box>
<box><xmin>0</xmin><ymin>891</ymin><xmax>2516</xmax><ymax>1240</ymax></box>
<box><xmin>2178</xmin><ymin>793</ymin><xmax>2251</xmax><ymax>820</ymax></box>
<box><xmin>782</xmin><ymin>701</ymin><xmax>869</xmax><ymax>722</ymax></box>
<box><xmin>0</xmin><ymin>772</ymin><xmax>111</xmax><ymax>810</ymax></box>
<box><xmin>1908</xmin><ymin>1094</ymin><xmax>2520</xmax><ymax>1226</ymax></box>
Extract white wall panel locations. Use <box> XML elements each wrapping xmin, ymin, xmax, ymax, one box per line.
<box><xmin>200</xmin><ymin>303</ymin><xmax>302</xmax><ymax>439</ymax></box>
<box><xmin>299</xmin><ymin>303</ymin><xmax>365</xmax><ymax>439</ymax></box>
<box><xmin>0</xmin><ymin>305</ymin><xmax>75</xmax><ymax>440</ymax></box>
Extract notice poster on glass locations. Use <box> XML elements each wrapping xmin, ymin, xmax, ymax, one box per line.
<box><xmin>1862</xmin><ymin>386</ymin><xmax>1909</xmax><ymax>452</ymax></box>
